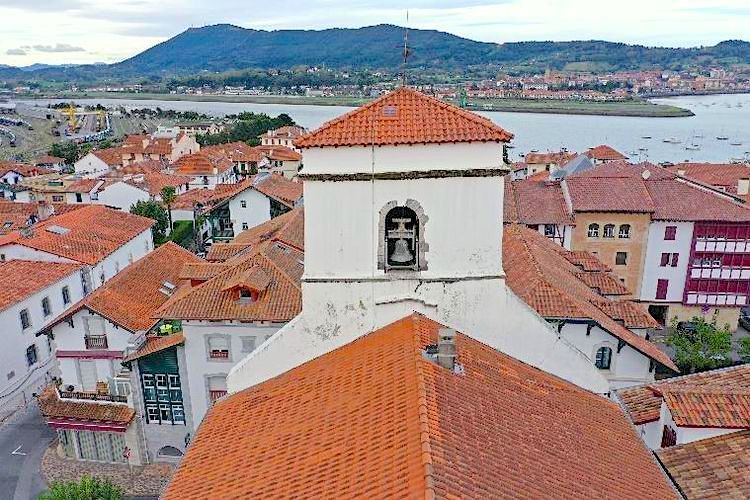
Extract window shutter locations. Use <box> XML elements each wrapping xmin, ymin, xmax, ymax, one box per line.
<box><xmin>656</xmin><ymin>279</ymin><xmax>669</xmax><ymax>300</ymax></box>
<box><xmin>671</xmin><ymin>253</ymin><xmax>679</xmax><ymax>267</ymax></box>
<box><xmin>660</xmin><ymin>253</ymin><xmax>670</xmax><ymax>266</ymax></box>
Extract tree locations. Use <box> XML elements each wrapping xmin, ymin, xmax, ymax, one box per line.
<box><xmin>39</xmin><ymin>475</ymin><xmax>123</xmax><ymax>500</ymax></box>
<box><xmin>739</xmin><ymin>336</ymin><xmax>750</xmax><ymax>363</ymax></box>
<box><xmin>49</xmin><ymin>142</ymin><xmax>79</xmax><ymax>165</ymax></box>
<box><xmin>666</xmin><ymin>314</ymin><xmax>733</xmax><ymax>373</ymax></box>
<box><xmin>130</xmin><ymin>200</ymin><xmax>169</xmax><ymax>244</ymax></box>
<box><xmin>160</xmin><ymin>186</ymin><xmax>177</xmax><ymax>231</ymax></box>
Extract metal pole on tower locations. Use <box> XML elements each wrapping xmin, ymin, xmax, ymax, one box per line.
<box><xmin>402</xmin><ymin>10</ymin><xmax>410</xmax><ymax>86</ymax></box>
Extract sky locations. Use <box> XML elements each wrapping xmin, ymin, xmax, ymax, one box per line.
<box><xmin>2</xmin><ymin>0</ymin><xmax>750</xmax><ymax>66</ymax></box>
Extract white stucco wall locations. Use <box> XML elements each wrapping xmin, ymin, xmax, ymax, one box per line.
<box><xmin>640</xmin><ymin>221</ymin><xmax>693</xmax><ymax>302</ymax></box>
<box><xmin>560</xmin><ymin>322</ymin><xmax>654</xmax><ymax>389</ymax></box>
<box><xmin>74</xmin><ymin>153</ymin><xmax>110</xmax><ymax>178</ymax></box>
<box><xmin>96</xmin><ymin>182</ymin><xmax>150</xmax><ymax>212</ymax></box>
<box><xmin>0</xmin><ymin>270</ymin><xmax>85</xmax><ymax>417</ymax></box>
<box><xmin>226</xmin><ymin>188</ymin><xmax>271</xmax><ymax>234</ymax></box>
<box><xmin>53</xmin><ymin>309</ymin><xmax>135</xmax><ymax>391</ymax></box>
<box><xmin>181</xmin><ymin>321</ymin><xmax>283</xmax><ymax>427</ymax></box>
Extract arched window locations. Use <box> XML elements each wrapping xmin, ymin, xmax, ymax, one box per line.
<box><xmin>618</xmin><ymin>224</ymin><xmax>631</xmax><ymax>239</ymax></box>
<box><xmin>587</xmin><ymin>223</ymin><xmax>600</xmax><ymax>238</ymax></box>
<box><xmin>595</xmin><ymin>346</ymin><xmax>612</xmax><ymax>369</ymax></box>
<box><xmin>603</xmin><ymin>224</ymin><xmax>616</xmax><ymax>238</ymax></box>
<box><xmin>385</xmin><ymin>206</ymin><xmax>419</xmax><ymax>270</ymax></box>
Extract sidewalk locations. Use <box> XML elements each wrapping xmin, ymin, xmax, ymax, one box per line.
<box><xmin>40</xmin><ymin>445</ymin><xmax>175</xmax><ymax>497</ymax></box>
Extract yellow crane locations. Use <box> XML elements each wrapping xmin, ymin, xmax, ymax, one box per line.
<box><xmin>60</xmin><ymin>103</ymin><xmax>77</xmax><ymax>129</ymax></box>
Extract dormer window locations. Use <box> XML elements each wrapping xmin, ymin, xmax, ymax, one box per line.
<box><xmin>385</xmin><ymin>206</ymin><xmax>418</xmax><ymax>269</ymax></box>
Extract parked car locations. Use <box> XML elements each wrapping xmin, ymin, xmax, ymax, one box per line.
<box><xmin>676</xmin><ymin>321</ymin><xmax>698</xmax><ymax>335</ymax></box>
<box><xmin>739</xmin><ymin>310</ymin><xmax>750</xmax><ymax>331</ymax></box>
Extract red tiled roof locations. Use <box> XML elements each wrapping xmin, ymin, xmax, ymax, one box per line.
<box><xmin>202</xmin><ymin>142</ymin><xmax>263</xmax><ymax>163</ymax></box>
<box><xmin>49</xmin><ymin>242</ymin><xmax>202</xmax><ymax>332</ymax></box>
<box><xmin>37</xmin><ymin>386</ymin><xmax>135</xmax><ymax>424</ymax></box>
<box><xmin>123</xmin><ymin>172</ymin><xmax>191</xmax><ymax>197</ymax></box>
<box><xmin>503</xmin><ymin>225</ymin><xmax>675</xmax><ymax>371</ymax></box>
<box><xmin>295</xmin><ymin>87</ymin><xmax>513</xmax><ymax>148</ymax></box>
<box><xmin>229</xmin><ymin>207</ymin><xmax>304</xmax><ymax>254</ymax></box>
<box><xmin>618</xmin><ymin>364</ymin><xmax>750</xmax><ymax>425</ymax></box>
<box><xmin>65</xmin><ymin>179</ymin><xmax>102</xmax><ymax>193</ymax></box>
<box><xmin>656</xmin><ymin>430</ymin><xmax>750</xmax><ymax>499</ymax></box>
<box><xmin>660</xmin><ymin>387</ymin><xmax>750</xmax><ymax>428</ymax></box>
<box><xmin>524</xmin><ymin>151</ymin><xmax>577</xmax><ymax>165</ymax></box>
<box><xmin>585</xmin><ymin>144</ymin><xmax>627</xmax><ymax>160</ymax></box>
<box><xmin>666</xmin><ymin>162</ymin><xmax>750</xmax><ymax>192</ymax></box>
<box><xmin>566</xmin><ymin>176</ymin><xmax>655</xmax><ymax>213</ymax></box>
<box><xmin>34</xmin><ymin>155</ymin><xmax>65</xmax><ymax>165</ymax></box>
<box><xmin>164</xmin><ymin>313</ymin><xmax>676</xmax><ymax>500</ymax></box>
<box><xmin>123</xmin><ymin>332</ymin><xmax>185</xmax><ymax>363</ymax></box>
<box><xmin>157</xmin><ymin>241</ymin><xmax>302</xmax><ymax>322</ymax></box>
<box><xmin>172</xmin><ymin>152</ymin><xmax>233</xmax><ymax>176</ymax></box>
<box><xmin>260</xmin><ymin>125</ymin><xmax>306</xmax><ymax>140</ymax></box>
<box><xmin>504</xmin><ymin>177</ymin><xmax>572</xmax><ymax>224</ymax></box>
<box><xmin>0</xmin><ymin>260</ymin><xmax>82</xmax><ymax>312</ymax></box>
<box><xmin>92</xmin><ymin>147</ymin><xmax>124</xmax><ymax>167</ymax></box>
<box><xmin>171</xmin><ymin>188</ymin><xmax>215</xmax><ymax>210</ymax></box>
<box><xmin>0</xmin><ymin>205</ymin><xmax>155</xmax><ymax>265</ymax></box>
<box><xmin>0</xmin><ymin>162</ymin><xmax>52</xmax><ymax>177</ymax></box>
<box><xmin>255</xmin><ymin>145</ymin><xmax>302</xmax><ymax>161</ymax></box>
<box><xmin>209</xmin><ymin>174</ymin><xmax>301</xmax><ymax>208</ymax></box>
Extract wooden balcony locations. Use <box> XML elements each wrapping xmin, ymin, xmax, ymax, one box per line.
<box><xmin>84</xmin><ymin>335</ymin><xmax>108</xmax><ymax>350</ymax></box>
<box><xmin>209</xmin><ymin>390</ymin><xmax>227</xmax><ymax>403</ymax></box>
<box><xmin>59</xmin><ymin>390</ymin><xmax>127</xmax><ymax>404</ymax></box>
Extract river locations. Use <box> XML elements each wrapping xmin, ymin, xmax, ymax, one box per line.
<box><xmin>17</xmin><ymin>93</ymin><xmax>750</xmax><ymax>164</ymax></box>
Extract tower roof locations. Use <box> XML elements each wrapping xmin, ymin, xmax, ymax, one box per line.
<box><xmin>295</xmin><ymin>87</ymin><xmax>513</xmax><ymax>148</ymax></box>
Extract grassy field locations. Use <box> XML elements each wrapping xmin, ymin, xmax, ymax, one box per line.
<box><xmin>43</xmin><ymin>91</ymin><xmax>694</xmax><ymax>117</ymax></box>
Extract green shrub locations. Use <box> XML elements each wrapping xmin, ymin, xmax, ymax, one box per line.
<box><xmin>39</xmin><ymin>475</ymin><xmax>123</xmax><ymax>500</ymax></box>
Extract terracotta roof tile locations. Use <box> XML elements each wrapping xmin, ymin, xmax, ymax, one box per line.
<box><xmin>0</xmin><ymin>161</ymin><xmax>52</xmax><ymax>178</ymax></box>
<box><xmin>49</xmin><ymin>242</ymin><xmax>202</xmax><ymax>332</ymax></box>
<box><xmin>92</xmin><ymin>147</ymin><xmax>124</xmax><ymax>167</ymax></box>
<box><xmin>201</xmin><ymin>142</ymin><xmax>263</xmax><ymax>163</ymax></box>
<box><xmin>295</xmin><ymin>87</ymin><xmax>513</xmax><ymax>148</ymax></box>
<box><xmin>585</xmin><ymin>144</ymin><xmax>628</xmax><ymax>160</ymax></box>
<box><xmin>260</xmin><ymin>125</ymin><xmax>306</xmax><ymax>140</ymax></box>
<box><xmin>179</xmin><ymin>262</ymin><xmax>231</xmax><ymax>281</ymax></box>
<box><xmin>0</xmin><ymin>260</ymin><xmax>82</xmax><ymax>311</ymax></box>
<box><xmin>172</xmin><ymin>152</ymin><xmax>233</xmax><ymax>176</ymax></box>
<box><xmin>37</xmin><ymin>386</ymin><xmax>135</xmax><ymax>424</ymax></box>
<box><xmin>524</xmin><ymin>150</ymin><xmax>577</xmax><ymax>165</ymax></box>
<box><xmin>661</xmin><ymin>387</ymin><xmax>750</xmax><ymax>428</ymax></box>
<box><xmin>123</xmin><ymin>172</ymin><xmax>191</xmax><ymax>197</ymax></box>
<box><xmin>171</xmin><ymin>188</ymin><xmax>215</xmax><ymax>210</ymax></box>
<box><xmin>666</xmin><ymin>162</ymin><xmax>750</xmax><ymax>193</ymax></box>
<box><xmin>504</xmin><ymin>177</ymin><xmax>572</xmax><ymax>224</ymax></box>
<box><xmin>0</xmin><ymin>205</ymin><xmax>155</xmax><ymax>265</ymax></box>
<box><xmin>164</xmin><ymin>313</ymin><xmax>675</xmax><ymax>499</ymax></box>
<box><xmin>618</xmin><ymin>364</ymin><xmax>750</xmax><ymax>425</ymax></box>
<box><xmin>157</xmin><ymin>241</ymin><xmax>302</xmax><ymax>322</ymax></box>
<box><xmin>122</xmin><ymin>332</ymin><xmax>185</xmax><ymax>363</ymax></box>
<box><xmin>255</xmin><ymin>145</ymin><xmax>302</xmax><ymax>161</ymax></box>
<box><xmin>503</xmin><ymin>225</ymin><xmax>676</xmax><ymax>371</ymax></box>
<box><xmin>656</xmin><ymin>430</ymin><xmax>750</xmax><ymax>499</ymax></box>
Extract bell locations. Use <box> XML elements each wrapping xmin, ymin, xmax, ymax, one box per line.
<box><xmin>390</xmin><ymin>238</ymin><xmax>413</xmax><ymax>263</ymax></box>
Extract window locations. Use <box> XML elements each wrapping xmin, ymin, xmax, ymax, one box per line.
<box><xmin>74</xmin><ymin>430</ymin><xmax>126</xmax><ymax>463</ymax></box>
<box><xmin>615</xmin><ymin>252</ymin><xmax>628</xmax><ymax>265</ymax></box>
<box><xmin>41</xmin><ymin>297</ymin><xmax>52</xmax><ymax>317</ymax></box>
<box><xmin>75</xmin><ymin>193</ymin><xmax>83</xmax><ymax>203</ymax></box>
<box><xmin>671</xmin><ymin>253</ymin><xmax>679</xmax><ymax>267</ymax></box>
<box><xmin>240</xmin><ymin>200</ymin><xmax>247</xmax><ymax>208</ymax></box>
<box><xmin>62</xmin><ymin>286</ymin><xmax>71</xmax><ymax>305</ymax></box>
<box><xmin>594</xmin><ymin>346</ymin><xmax>612</xmax><ymax>369</ymax></box>
<box><xmin>661</xmin><ymin>425</ymin><xmax>677</xmax><ymax>448</ymax></box>
<box><xmin>618</xmin><ymin>224</ymin><xmax>631</xmax><ymax>239</ymax></box>
<box><xmin>660</xmin><ymin>252</ymin><xmax>670</xmax><ymax>267</ymax></box>
<box><xmin>208</xmin><ymin>336</ymin><xmax>230</xmax><ymax>359</ymax></box>
<box><xmin>51</xmin><ymin>195</ymin><xmax>64</xmax><ymax>203</ymax></box>
<box><xmin>664</xmin><ymin>226</ymin><xmax>677</xmax><ymax>240</ymax></box>
<box><xmin>603</xmin><ymin>224</ymin><xmax>615</xmax><ymax>238</ymax></box>
<box><xmin>208</xmin><ymin>375</ymin><xmax>228</xmax><ymax>405</ymax></box>
<box><xmin>656</xmin><ymin>279</ymin><xmax>669</xmax><ymax>300</ymax></box>
<box><xmin>384</xmin><ymin>206</ymin><xmax>419</xmax><ymax>270</ymax></box>
<box><xmin>240</xmin><ymin>336</ymin><xmax>256</xmax><ymax>353</ymax></box>
<box><xmin>587</xmin><ymin>223</ymin><xmax>599</xmax><ymax>238</ymax></box>
<box><xmin>543</xmin><ymin>224</ymin><xmax>555</xmax><ymax>237</ymax></box>
<box><xmin>20</xmin><ymin>309</ymin><xmax>31</xmax><ymax>330</ymax></box>
<box><xmin>26</xmin><ymin>345</ymin><xmax>38</xmax><ymax>366</ymax></box>
<box><xmin>242</xmin><ymin>222</ymin><xmax>249</xmax><ymax>230</ymax></box>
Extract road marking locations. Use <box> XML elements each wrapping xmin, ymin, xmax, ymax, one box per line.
<box><xmin>11</xmin><ymin>445</ymin><xmax>26</xmax><ymax>456</ymax></box>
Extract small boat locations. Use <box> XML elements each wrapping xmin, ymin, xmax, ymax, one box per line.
<box><xmin>663</xmin><ymin>137</ymin><xmax>681</xmax><ymax>144</ymax></box>
<box><xmin>641</xmin><ymin>135</ymin><xmax>652</xmax><ymax>139</ymax></box>
<box><xmin>694</xmin><ymin>133</ymin><xmax>704</xmax><ymax>139</ymax></box>
<box><xmin>717</xmin><ymin>135</ymin><xmax>729</xmax><ymax>140</ymax></box>
<box><xmin>506</xmin><ymin>144</ymin><xmax>515</xmax><ymax>149</ymax></box>
<box><xmin>638</xmin><ymin>147</ymin><xmax>648</xmax><ymax>152</ymax></box>
<box><xmin>730</xmin><ymin>141</ymin><xmax>743</xmax><ymax>146</ymax></box>
<box><xmin>529</xmin><ymin>149</ymin><xmax>539</xmax><ymax>153</ymax></box>
<box><xmin>685</xmin><ymin>144</ymin><xmax>701</xmax><ymax>151</ymax></box>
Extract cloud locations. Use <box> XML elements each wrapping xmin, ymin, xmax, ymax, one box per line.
<box><xmin>32</xmin><ymin>43</ymin><xmax>85</xmax><ymax>53</ymax></box>
<box><xmin>6</xmin><ymin>48</ymin><xmax>27</xmax><ymax>55</ymax></box>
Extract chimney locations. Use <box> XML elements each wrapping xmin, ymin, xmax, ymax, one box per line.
<box><xmin>738</xmin><ymin>178</ymin><xmax>750</xmax><ymax>196</ymax></box>
<box><xmin>676</xmin><ymin>169</ymin><xmax>686</xmax><ymax>177</ymax></box>
<box><xmin>36</xmin><ymin>200</ymin><xmax>53</xmax><ymax>220</ymax></box>
<box><xmin>437</xmin><ymin>327</ymin><xmax>457</xmax><ymax>370</ymax></box>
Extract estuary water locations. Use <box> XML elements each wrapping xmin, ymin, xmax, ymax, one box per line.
<box><xmin>18</xmin><ymin>93</ymin><xmax>750</xmax><ymax>164</ymax></box>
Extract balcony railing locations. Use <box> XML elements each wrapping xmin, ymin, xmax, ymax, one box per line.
<box><xmin>59</xmin><ymin>390</ymin><xmax>127</xmax><ymax>403</ymax></box>
<box><xmin>85</xmin><ymin>335</ymin><xmax>108</xmax><ymax>350</ymax></box>
<box><xmin>209</xmin><ymin>390</ymin><xmax>227</xmax><ymax>403</ymax></box>
<box><xmin>209</xmin><ymin>350</ymin><xmax>229</xmax><ymax>359</ymax></box>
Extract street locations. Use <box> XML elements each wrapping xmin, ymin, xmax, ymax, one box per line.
<box><xmin>0</xmin><ymin>402</ymin><xmax>54</xmax><ymax>500</ymax></box>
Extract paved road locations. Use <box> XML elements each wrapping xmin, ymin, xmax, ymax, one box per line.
<box><xmin>0</xmin><ymin>402</ymin><xmax>54</xmax><ymax>500</ymax></box>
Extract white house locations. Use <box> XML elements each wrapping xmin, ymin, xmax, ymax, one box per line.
<box><xmin>504</xmin><ymin>224</ymin><xmax>678</xmax><ymax>390</ymax></box>
<box><xmin>259</xmin><ymin>125</ymin><xmax>306</xmax><ymax>152</ymax></box>
<box><xmin>37</xmin><ymin>243</ymin><xmax>202</xmax><ymax>465</ymax></box>
<box><xmin>228</xmin><ymin>87</ymin><xmax>610</xmax><ymax>396</ymax></box>
<box><xmin>171</xmin><ymin>152</ymin><xmax>236</xmax><ymax>189</ymax></box>
<box><xmin>74</xmin><ymin>149</ymin><xmax>122</xmax><ymax>178</ymax></box>
<box><xmin>205</xmin><ymin>173</ymin><xmax>302</xmax><ymax>242</ymax></box>
<box><xmin>0</xmin><ymin>260</ymin><xmax>85</xmax><ymax>419</ymax></box>
<box><xmin>96</xmin><ymin>173</ymin><xmax>191</xmax><ymax>212</ymax></box>
<box><xmin>0</xmin><ymin>205</ymin><xmax>155</xmax><ymax>291</ymax></box>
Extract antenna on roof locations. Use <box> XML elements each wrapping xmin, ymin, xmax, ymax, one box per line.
<box><xmin>401</xmin><ymin>10</ymin><xmax>410</xmax><ymax>87</ymax></box>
